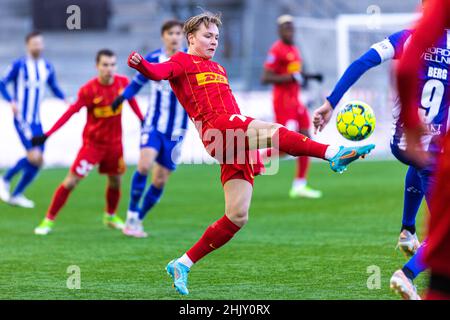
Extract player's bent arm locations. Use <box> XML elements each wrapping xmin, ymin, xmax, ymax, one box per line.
<box><xmin>127</xmin><ymin>97</ymin><xmax>144</xmax><ymax>122</ymax></box>
<box><xmin>0</xmin><ymin>80</ymin><xmax>12</xmax><ymax>102</ymax></box>
<box><xmin>313</xmin><ymin>45</ymin><xmax>387</xmax><ymax>132</ymax></box>
<box><xmin>122</xmin><ymin>79</ymin><xmax>144</xmax><ymax>100</ymax></box>
<box><xmin>326</xmin><ymin>48</ymin><xmax>383</xmax><ymax>109</ymax></box>
<box><xmin>0</xmin><ymin>61</ymin><xmax>20</xmax><ymax>102</ymax></box>
<box><xmin>45</xmin><ymin>100</ymin><xmax>84</xmax><ymax>138</ymax></box>
<box><xmin>127</xmin><ymin>52</ymin><xmax>183</xmax><ymax>81</ymax></box>
<box><xmin>31</xmin><ymin>101</ymin><xmax>83</xmax><ymax>146</ymax></box>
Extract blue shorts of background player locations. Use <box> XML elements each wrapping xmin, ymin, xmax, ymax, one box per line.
<box><xmin>14</xmin><ymin>119</ymin><xmax>45</xmax><ymax>152</ymax></box>
<box><xmin>140</xmin><ymin>128</ymin><xmax>183</xmax><ymax>171</ymax></box>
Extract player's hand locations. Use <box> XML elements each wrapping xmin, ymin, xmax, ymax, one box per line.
<box><xmin>31</xmin><ymin>134</ymin><xmax>48</xmax><ymax>147</ymax></box>
<box><xmin>312</xmin><ymin>73</ymin><xmax>324</xmax><ymax>83</ymax></box>
<box><xmin>404</xmin><ymin>124</ymin><xmax>430</xmax><ymax>169</ymax></box>
<box><xmin>111</xmin><ymin>95</ymin><xmax>125</xmax><ymax>112</ymax></box>
<box><xmin>313</xmin><ymin>100</ymin><xmax>333</xmax><ymax>134</ymax></box>
<box><xmin>128</xmin><ymin>52</ymin><xmax>143</xmax><ymax>68</ymax></box>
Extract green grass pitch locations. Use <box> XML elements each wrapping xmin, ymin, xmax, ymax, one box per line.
<box><xmin>0</xmin><ymin>160</ymin><xmax>428</xmax><ymax>299</ymax></box>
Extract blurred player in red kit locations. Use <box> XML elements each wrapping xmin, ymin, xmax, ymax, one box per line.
<box><xmin>396</xmin><ymin>0</ymin><xmax>450</xmax><ymax>300</ymax></box>
<box><xmin>262</xmin><ymin>15</ymin><xmax>323</xmax><ymax>199</ymax></box>
<box><xmin>127</xmin><ymin>12</ymin><xmax>374</xmax><ymax>295</ymax></box>
<box><xmin>32</xmin><ymin>49</ymin><xmax>144</xmax><ymax>235</ymax></box>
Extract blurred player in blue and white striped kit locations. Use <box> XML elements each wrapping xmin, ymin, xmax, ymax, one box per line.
<box><xmin>0</xmin><ymin>31</ymin><xmax>66</xmax><ymax>208</ymax></box>
<box><xmin>111</xmin><ymin>20</ymin><xmax>188</xmax><ymax>238</ymax></box>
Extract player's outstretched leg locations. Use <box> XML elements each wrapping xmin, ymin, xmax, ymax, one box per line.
<box><xmin>390</xmin><ymin>243</ymin><xmax>427</xmax><ymax>300</ymax></box>
<box><xmin>166</xmin><ymin>179</ymin><xmax>251</xmax><ymax>295</ymax></box>
<box><xmin>248</xmin><ymin>121</ymin><xmax>375</xmax><ymax>173</ymax></box>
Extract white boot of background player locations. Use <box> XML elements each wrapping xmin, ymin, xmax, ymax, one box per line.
<box><xmin>123</xmin><ymin>210</ymin><xmax>148</xmax><ymax>238</ymax></box>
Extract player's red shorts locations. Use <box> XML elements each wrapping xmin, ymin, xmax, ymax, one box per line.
<box><xmin>202</xmin><ymin>114</ymin><xmax>264</xmax><ymax>186</ymax></box>
<box><xmin>70</xmin><ymin>143</ymin><xmax>126</xmax><ymax>178</ymax></box>
<box><xmin>274</xmin><ymin>102</ymin><xmax>310</xmax><ymax>131</ymax></box>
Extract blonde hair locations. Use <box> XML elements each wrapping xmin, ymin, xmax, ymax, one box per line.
<box><xmin>183</xmin><ymin>12</ymin><xmax>222</xmax><ymax>44</ymax></box>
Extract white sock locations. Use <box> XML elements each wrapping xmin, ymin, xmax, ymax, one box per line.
<box><xmin>178</xmin><ymin>253</ymin><xmax>194</xmax><ymax>268</ymax></box>
<box><xmin>127</xmin><ymin>210</ymin><xmax>139</xmax><ymax>220</ymax></box>
<box><xmin>293</xmin><ymin>178</ymin><xmax>306</xmax><ymax>189</ymax></box>
<box><xmin>324</xmin><ymin>146</ymin><xmax>340</xmax><ymax>160</ymax></box>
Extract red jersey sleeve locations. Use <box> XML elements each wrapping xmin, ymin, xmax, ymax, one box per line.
<box><xmin>397</xmin><ymin>0</ymin><xmax>450</xmax><ymax>128</ymax></box>
<box><xmin>127</xmin><ymin>97</ymin><xmax>144</xmax><ymax>121</ymax></box>
<box><xmin>45</xmin><ymin>86</ymin><xmax>88</xmax><ymax>137</ymax></box>
<box><xmin>264</xmin><ymin>44</ymin><xmax>281</xmax><ymax>72</ymax></box>
<box><xmin>128</xmin><ymin>52</ymin><xmax>184</xmax><ymax>81</ymax></box>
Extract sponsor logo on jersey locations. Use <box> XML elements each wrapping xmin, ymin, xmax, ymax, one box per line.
<box><xmin>93</xmin><ymin>105</ymin><xmax>122</xmax><ymax>118</ymax></box>
<box><xmin>196</xmin><ymin>72</ymin><xmax>228</xmax><ymax>86</ymax></box>
<box><xmin>422</xmin><ymin>47</ymin><xmax>450</xmax><ymax>65</ymax></box>
<box><xmin>426</xmin><ymin>123</ymin><xmax>444</xmax><ymax>136</ymax></box>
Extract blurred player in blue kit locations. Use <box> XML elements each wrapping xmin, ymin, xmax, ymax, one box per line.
<box><xmin>112</xmin><ymin>20</ymin><xmax>189</xmax><ymax>238</ymax></box>
<box><xmin>0</xmin><ymin>31</ymin><xmax>66</xmax><ymax>208</ymax></box>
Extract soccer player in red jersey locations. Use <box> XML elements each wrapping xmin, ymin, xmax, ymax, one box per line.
<box><xmin>32</xmin><ymin>49</ymin><xmax>144</xmax><ymax>235</ymax></box>
<box><xmin>397</xmin><ymin>0</ymin><xmax>450</xmax><ymax>300</ymax></box>
<box><xmin>128</xmin><ymin>12</ymin><xmax>375</xmax><ymax>295</ymax></box>
<box><xmin>262</xmin><ymin>15</ymin><xmax>324</xmax><ymax>199</ymax></box>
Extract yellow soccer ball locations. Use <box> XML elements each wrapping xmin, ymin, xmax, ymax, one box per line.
<box><xmin>336</xmin><ymin>101</ymin><xmax>376</xmax><ymax>141</ymax></box>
